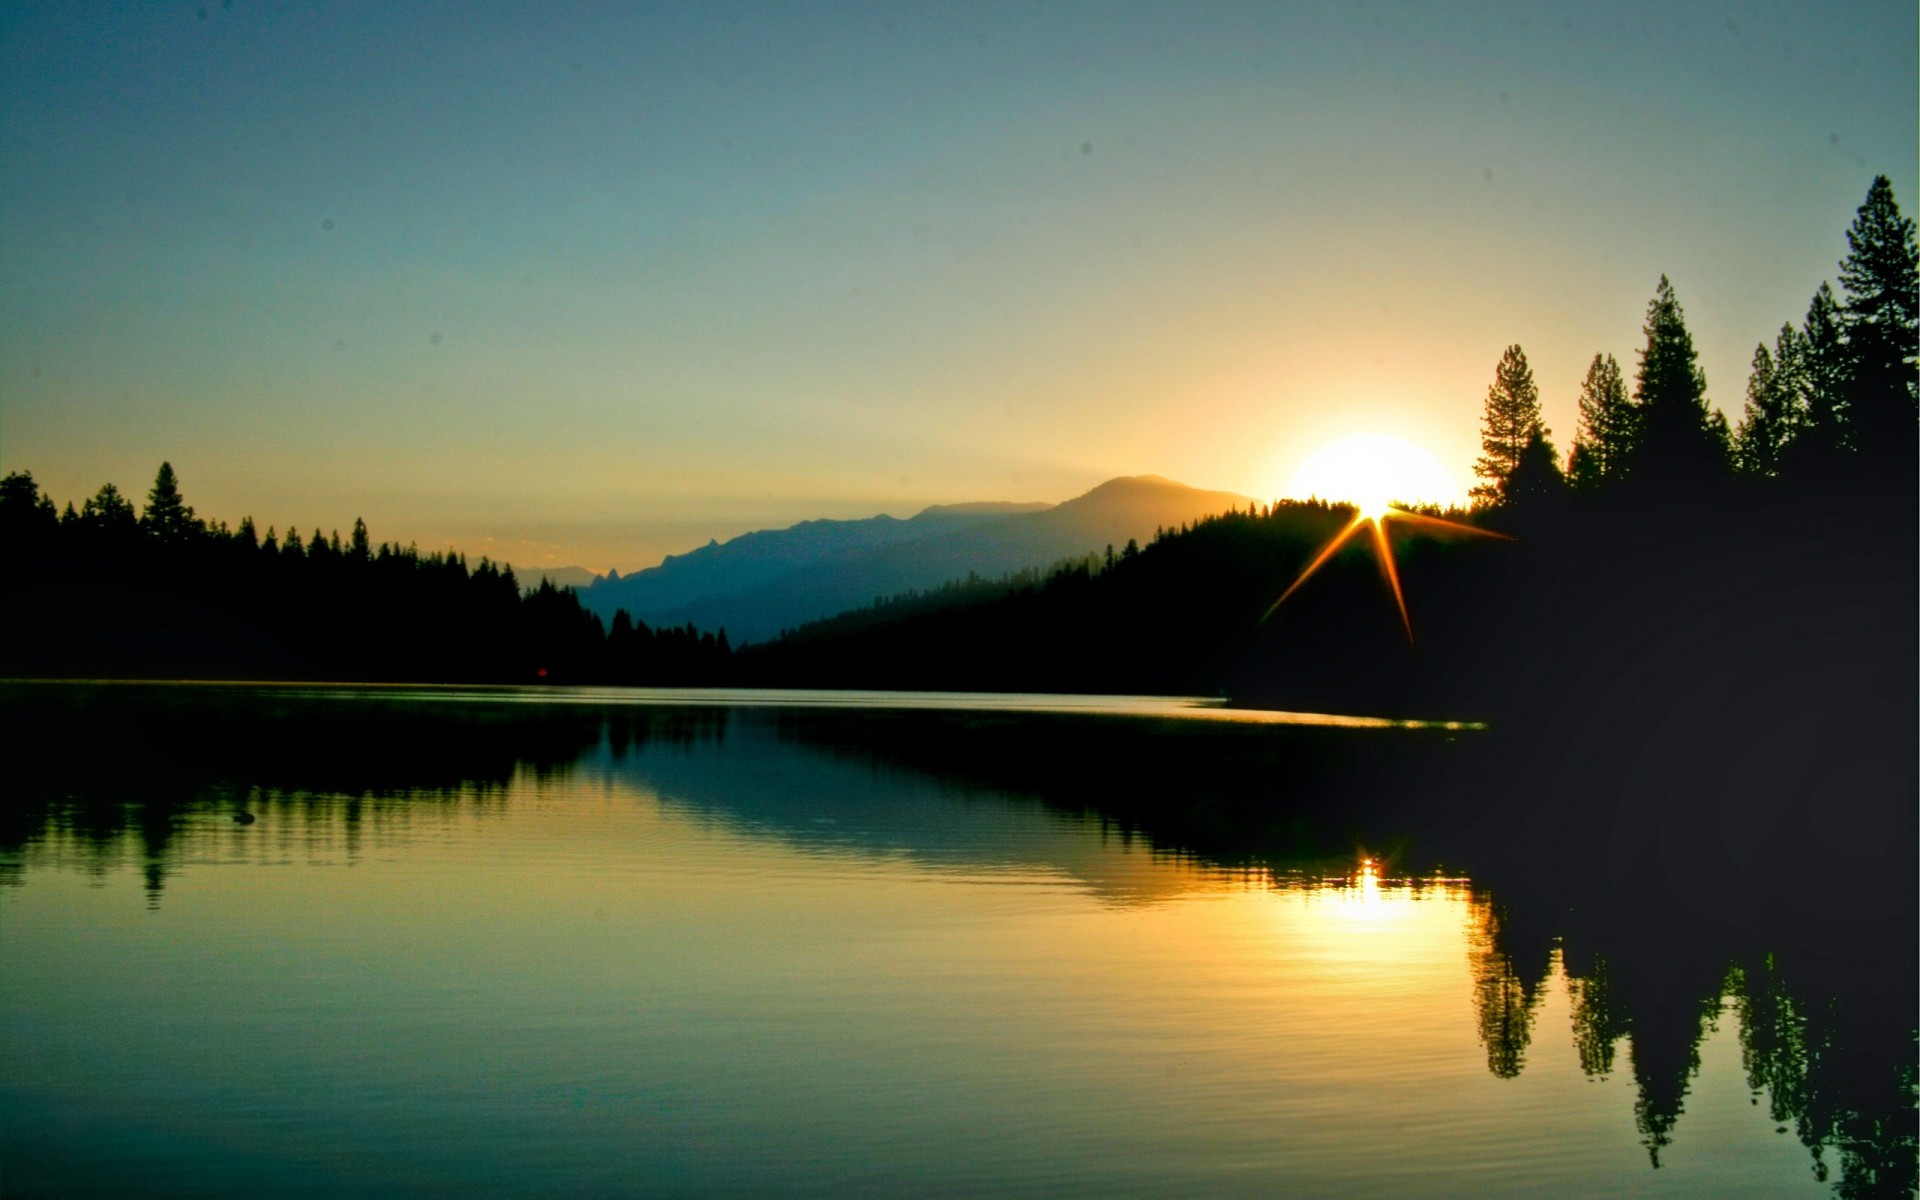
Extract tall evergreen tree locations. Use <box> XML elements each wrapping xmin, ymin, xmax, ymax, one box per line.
<box><xmin>1565</xmin><ymin>442</ymin><xmax>1601</xmax><ymax>492</ymax></box>
<box><xmin>1571</xmin><ymin>352</ymin><xmax>1633</xmax><ymax>488</ymax></box>
<box><xmin>80</xmin><ymin>482</ymin><xmax>140</xmax><ymax>537</ymax></box>
<box><xmin>1732</xmin><ymin>342</ymin><xmax>1795</xmax><ymax>478</ymax></box>
<box><xmin>1787</xmin><ymin>282</ymin><xmax>1850</xmax><ymax>470</ymax></box>
<box><xmin>1769</xmin><ymin>322</ymin><xmax>1809</xmax><ymax>434</ymax></box>
<box><xmin>1473</xmin><ymin>344</ymin><xmax>1546</xmax><ymax>505</ymax></box>
<box><xmin>1502</xmin><ymin>428</ymin><xmax>1567</xmax><ymax>510</ymax></box>
<box><xmin>1835</xmin><ymin>175</ymin><xmax>1918</xmax><ymax>468</ymax></box>
<box><xmin>1629</xmin><ymin>277</ymin><xmax>1725</xmax><ymax>484</ymax></box>
<box><xmin>141</xmin><ymin>462</ymin><xmax>200</xmax><ymax>544</ymax></box>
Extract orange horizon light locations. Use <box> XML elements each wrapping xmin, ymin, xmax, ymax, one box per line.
<box><xmin>1261</xmin><ymin>504</ymin><xmax>1508</xmax><ymax>644</ymax></box>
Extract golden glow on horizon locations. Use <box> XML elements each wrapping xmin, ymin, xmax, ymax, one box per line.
<box><xmin>1286</xmin><ymin>434</ymin><xmax>1462</xmax><ymax>515</ymax></box>
<box><xmin>1262</xmin><ymin>505</ymin><xmax>1508</xmax><ymax>644</ymax></box>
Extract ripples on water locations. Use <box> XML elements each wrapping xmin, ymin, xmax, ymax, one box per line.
<box><xmin>0</xmin><ymin>683</ymin><xmax>1911</xmax><ymax>1198</ymax></box>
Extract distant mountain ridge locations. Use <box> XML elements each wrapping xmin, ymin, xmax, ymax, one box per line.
<box><xmin>580</xmin><ymin>475</ymin><xmax>1254</xmax><ymax>644</ymax></box>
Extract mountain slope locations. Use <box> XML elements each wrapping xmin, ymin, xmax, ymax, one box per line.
<box><xmin>581</xmin><ymin>502</ymin><xmax>1051</xmax><ymax>627</ymax></box>
<box><xmin>585</xmin><ymin>476</ymin><xmax>1253</xmax><ymax>644</ymax></box>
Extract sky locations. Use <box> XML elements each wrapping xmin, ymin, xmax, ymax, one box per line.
<box><xmin>2</xmin><ymin>1</ymin><xmax>1914</xmax><ymax>572</ymax></box>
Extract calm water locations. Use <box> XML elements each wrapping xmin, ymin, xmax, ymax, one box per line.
<box><xmin>1</xmin><ymin>683</ymin><xmax>1911</xmax><ymax>1198</ymax></box>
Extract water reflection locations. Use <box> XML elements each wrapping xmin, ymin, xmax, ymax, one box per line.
<box><xmin>1</xmin><ymin>683</ymin><xmax>1912</xmax><ymax>1197</ymax></box>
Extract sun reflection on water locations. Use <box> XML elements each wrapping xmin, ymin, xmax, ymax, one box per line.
<box><xmin>1297</xmin><ymin>857</ymin><xmax>1478</xmax><ymax>923</ymax></box>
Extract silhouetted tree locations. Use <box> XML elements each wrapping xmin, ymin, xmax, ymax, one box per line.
<box><xmin>1473</xmin><ymin>344</ymin><xmax>1546</xmax><ymax>505</ymax></box>
<box><xmin>1786</xmin><ymin>283</ymin><xmax>1851</xmax><ymax>472</ymax></box>
<box><xmin>1566</xmin><ymin>442</ymin><xmax>1601</xmax><ymax>491</ymax></box>
<box><xmin>1571</xmin><ymin>352</ymin><xmax>1633</xmax><ymax>489</ymax></box>
<box><xmin>0</xmin><ymin>471</ymin><xmax>59</xmax><ymax>538</ymax></box>
<box><xmin>1629</xmin><ymin>277</ymin><xmax>1726</xmax><ymax>485</ymax></box>
<box><xmin>1733</xmin><ymin>341</ymin><xmax>1796</xmax><ymax>478</ymax></box>
<box><xmin>141</xmin><ymin>462</ymin><xmax>199</xmax><ymax>544</ymax></box>
<box><xmin>79</xmin><ymin>482</ymin><xmax>140</xmax><ymax>540</ymax></box>
<box><xmin>1835</xmin><ymin>175</ymin><xmax>1918</xmax><ymax>475</ymax></box>
<box><xmin>1501</xmin><ymin>428</ymin><xmax>1567</xmax><ymax>512</ymax></box>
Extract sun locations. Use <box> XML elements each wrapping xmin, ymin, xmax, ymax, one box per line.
<box><xmin>1286</xmin><ymin>434</ymin><xmax>1461</xmax><ymax>517</ymax></box>
<box><xmin>1264</xmin><ymin>436</ymin><xmax>1502</xmax><ymax>644</ymax></box>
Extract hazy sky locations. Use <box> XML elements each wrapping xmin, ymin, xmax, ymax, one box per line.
<box><xmin>3</xmin><ymin>2</ymin><xmax>1914</xmax><ymax>570</ymax></box>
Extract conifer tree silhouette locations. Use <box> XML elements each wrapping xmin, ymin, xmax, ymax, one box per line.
<box><xmin>1571</xmin><ymin>352</ymin><xmax>1633</xmax><ymax>489</ymax></box>
<box><xmin>1836</xmin><ymin>175</ymin><xmax>1917</xmax><ymax>475</ymax></box>
<box><xmin>1473</xmin><ymin>344</ymin><xmax>1546</xmax><ymax>504</ymax></box>
<box><xmin>141</xmin><ymin>462</ymin><xmax>199</xmax><ymax>544</ymax></box>
<box><xmin>1628</xmin><ymin>278</ymin><xmax>1726</xmax><ymax>486</ymax></box>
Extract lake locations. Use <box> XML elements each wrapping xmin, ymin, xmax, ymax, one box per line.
<box><xmin>1</xmin><ymin>682</ymin><xmax>1912</xmax><ymax>1198</ymax></box>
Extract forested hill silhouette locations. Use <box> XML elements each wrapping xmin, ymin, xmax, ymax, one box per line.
<box><xmin>0</xmin><ymin>466</ymin><xmax>734</xmax><ymax>685</ymax></box>
<box><xmin>581</xmin><ymin>475</ymin><xmax>1252</xmax><ymax>645</ymax></box>
<box><xmin>737</xmin><ymin>173</ymin><xmax>1916</xmax><ymax>813</ymax></box>
<box><xmin>1</xmin><ymin>176</ymin><xmax>1910</xmax><ymax>726</ymax></box>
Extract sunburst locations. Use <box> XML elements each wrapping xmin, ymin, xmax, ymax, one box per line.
<box><xmin>1261</xmin><ymin>504</ymin><xmax>1507</xmax><ymax>643</ymax></box>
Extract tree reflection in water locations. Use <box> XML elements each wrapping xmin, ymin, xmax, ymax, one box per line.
<box><xmin>1</xmin><ymin>685</ymin><xmax>1912</xmax><ymax>1196</ymax></box>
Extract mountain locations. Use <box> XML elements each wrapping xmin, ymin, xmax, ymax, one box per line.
<box><xmin>581</xmin><ymin>475</ymin><xmax>1254</xmax><ymax>644</ymax></box>
<box><xmin>581</xmin><ymin>502</ymin><xmax>1052</xmax><ymax>622</ymax></box>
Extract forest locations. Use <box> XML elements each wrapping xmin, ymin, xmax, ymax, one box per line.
<box><xmin>0</xmin><ymin>175</ymin><xmax>1912</xmax><ymax>1200</ymax></box>
<box><xmin>0</xmin><ymin>469</ymin><xmax>731</xmax><ymax>685</ymax></box>
<box><xmin>1</xmin><ymin>176</ymin><xmax>1914</xmax><ymax>728</ymax></box>
<box><xmin>744</xmin><ymin>178</ymin><xmax>1916</xmax><ymax>734</ymax></box>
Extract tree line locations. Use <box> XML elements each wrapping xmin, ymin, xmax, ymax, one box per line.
<box><xmin>0</xmin><ymin>465</ymin><xmax>733</xmax><ymax>684</ymax></box>
<box><xmin>738</xmin><ymin>174</ymin><xmax>1915</xmax><ymax>743</ymax></box>
<box><xmin>1470</xmin><ymin>175</ymin><xmax>1914</xmax><ymax>509</ymax></box>
<box><xmin>2</xmin><ymin>175</ymin><xmax>1910</xmax><ymax>702</ymax></box>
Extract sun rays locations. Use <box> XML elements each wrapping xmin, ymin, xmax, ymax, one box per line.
<box><xmin>1261</xmin><ymin>505</ymin><xmax>1507</xmax><ymax>644</ymax></box>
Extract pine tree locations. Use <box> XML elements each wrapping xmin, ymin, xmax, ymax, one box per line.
<box><xmin>1571</xmin><ymin>352</ymin><xmax>1633</xmax><ymax>488</ymax></box>
<box><xmin>1473</xmin><ymin>344</ymin><xmax>1546</xmax><ymax>505</ymax></box>
<box><xmin>142</xmin><ymin>462</ymin><xmax>200</xmax><ymax>544</ymax></box>
<box><xmin>1769</xmin><ymin>322</ymin><xmax>1809</xmax><ymax>434</ymax></box>
<box><xmin>81</xmin><ymin>482</ymin><xmax>140</xmax><ymax>537</ymax></box>
<box><xmin>1566</xmin><ymin>442</ymin><xmax>1602</xmax><ymax>492</ymax></box>
<box><xmin>1629</xmin><ymin>277</ymin><xmax>1725</xmax><ymax>484</ymax></box>
<box><xmin>1788</xmin><ymin>283</ymin><xmax>1849</xmax><ymax>469</ymax></box>
<box><xmin>1732</xmin><ymin>342</ymin><xmax>1796</xmax><ymax>478</ymax></box>
<box><xmin>1835</xmin><ymin>175</ymin><xmax>1917</xmax><ymax>468</ymax></box>
<box><xmin>1502</xmin><ymin>428</ymin><xmax>1567</xmax><ymax>510</ymax></box>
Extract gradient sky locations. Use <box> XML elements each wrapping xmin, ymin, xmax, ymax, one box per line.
<box><xmin>3</xmin><ymin>2</ymin><xmax>1914</xmax><ymax>571</ymax></box>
